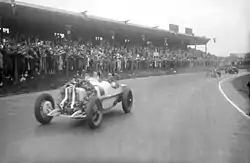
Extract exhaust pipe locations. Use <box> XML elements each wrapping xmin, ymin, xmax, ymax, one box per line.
<box><xmin>71</xmin><ymin>85</ymin><xmax>76</xmax><ymax>109</ymax></box>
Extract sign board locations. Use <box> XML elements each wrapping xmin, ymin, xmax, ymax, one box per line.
<box><xmin>185</xmin><ymin>28</ymin><xmax>193</xmax><ymax>35</ymax></box>
<box><xmin>169</xmin><ymin>24</ymin><xmax>179</xmax><ymax>33</ymax></box>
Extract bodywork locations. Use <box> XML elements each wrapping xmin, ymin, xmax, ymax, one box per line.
<box><xmin>226</xmin><ymin>67</ymin><xmax>239</xmax><ymax>74</ymax></box>
<box><xmin>49</xmin><ymin>78</ymin><xmax>127</xmax><ymax>118</ymax></box>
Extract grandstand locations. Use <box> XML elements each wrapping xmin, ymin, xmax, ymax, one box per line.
<box><xmin>0</xmin><ymin>0</ymin><xmax>216</xmax><ymax>91</ymax></box>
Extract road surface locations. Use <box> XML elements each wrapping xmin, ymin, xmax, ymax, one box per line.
<box><xmin>0</xmin><ymin>72</ymin><xmax>250</xmax><ymax>163</ymax></box>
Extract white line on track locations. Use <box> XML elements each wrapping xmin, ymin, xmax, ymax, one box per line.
<box><xmin>218</xmin><ymin>76</ymin><xmax>250</xmax><ymax>119</ymax></box>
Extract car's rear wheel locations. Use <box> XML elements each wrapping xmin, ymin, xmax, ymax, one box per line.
<box><xmin>85</xmin><ymin>97</ymin><xmax>103</xmax><ymax>129</ymax></box>
<box><xmin>34</xmin><ymin>93</ymin><xmax>54</xmax><ymax>125</ymax></box>
<box><xmin>122</xmin><ymin>88</ymin><xmax>133</xmax><ymax>113</ymax></box>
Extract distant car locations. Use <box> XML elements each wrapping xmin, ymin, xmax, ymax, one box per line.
<box><xmin>225</xmin><ymin>66</ymin><xmax>239</xmax><ymax>74</ymax></box>
<box><xmin>34</xmin><ymin>77</ymin><xmax>133</xmax><ymax>129</ymax></box>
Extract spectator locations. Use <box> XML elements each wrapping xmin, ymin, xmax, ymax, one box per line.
<box><xmin>0</xmin><ymin>30</ymin><xmax>218</xmax><ymax>91</ymax></box>
<box><xmin>247</xmin><ymin>81</ymin><xmax>250</xmax><ymax>99</ymax></box>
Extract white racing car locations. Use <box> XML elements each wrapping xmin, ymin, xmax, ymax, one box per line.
<box><xmin>34</xmin><ymin>76</ymin><xmax>133</xmax><ymax>129</ymax></box>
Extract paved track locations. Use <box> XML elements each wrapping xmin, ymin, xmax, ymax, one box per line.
<box><xmin>0</xmin><ymin>72</ymin><xmax>250</xmax><ymax>163</ymax></box>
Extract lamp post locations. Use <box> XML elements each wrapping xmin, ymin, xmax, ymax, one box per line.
<box><xmin>141</xmin><ymin>34</ymin><xmax>145</xmax><ymax>48</ymax></box>
<box><xmin>65</xmin><ymin>25</ymin><xmax>72</xmax><ymax>77</ymax></box>
<box><xmin>110</xmin><ymin>30</ymin><xmax>115</xmax><ymax>51</ymax></box>
<box><xmin>0</xmin><ymin>16</ymin><xmax>2</xmax><ymax>43</ymax></box>
<box><xmin>123</xmin><ymin>20</ymin><xmax>130</xmax><ymax>24</ymax></box>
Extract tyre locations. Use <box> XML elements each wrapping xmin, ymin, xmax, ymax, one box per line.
<box><xmin>122</xmin><ymin>88</ymin><xmax>133</xmax><ymax>113</ymax></box>
<box><xmin>34</xmin><ymin>93</ymin><xmax>55</xmax><ymax>125</ymax></box>
<box><xmin>85</xmin><ymin>97</ymin><xmax>103</xmax><ymax>129</ymax></box>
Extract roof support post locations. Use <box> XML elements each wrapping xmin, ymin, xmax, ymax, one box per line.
<box><xmin>141</xmin><ymin>35</ymin><xmax>145</xmax><ymax>48</ymax></box>
<box><xmin>110</xmin><ymin>30</ymin><xmax>115</xmax><ymax>51</ymax></box>
<box><xmin>65</xmin><ymin>25</ymin><xmax>72</xmax><ymax>41</ymax></box>
<box><xmin>0</xmin><ymin>16</ymin><xmax>2</xmax><ymax>43</ymax></box>
<box><xmin>65</xmin><ymin>25</ymin><xmax>72</xmax><ymax>77</ymax></box>
<box><xmin>10</xmin><ymin>0</ymin><xmax>17</xmax><ymax>15</ymax></box>
<box><xmin>205</xmin><ymin>43</ymin><xmax>207</xmax><ymax>55</ymax></box>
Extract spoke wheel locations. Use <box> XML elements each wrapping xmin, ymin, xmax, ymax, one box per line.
<box><xmin>122</xmin><ymin>88</ymin><xmax>133</xmax><ymax>113</ymax></box>
<box><xmin>34</xmin><ymin>93</ymin><xmax>54</xmax><ymax>125</ymax></box>
<box><xmin>85</xmin><ymin>97</ymin><xmax>103</xmax><ymax>129</ymax></box>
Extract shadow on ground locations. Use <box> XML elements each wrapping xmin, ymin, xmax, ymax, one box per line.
<box><xmin>33</xmin><ymin>109</ymin><xmax>128</xmax><ymax>136</ymax></box>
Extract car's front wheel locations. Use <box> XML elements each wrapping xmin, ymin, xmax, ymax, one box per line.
<box><xmin>122</xmin><ymin>88</ymin><xmax>133</xmax><ymax>113</ymax></box>
<box><xmin>85</xmin><ymin>97</ymin><xmax>103</xmax><ymax>129</ymax></box>
<box><xmin>34</xmin><ymin>93</ymin><xmax>54</xmax><ymax>125</ymax></box>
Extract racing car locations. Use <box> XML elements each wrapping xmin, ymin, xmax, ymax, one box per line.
<box><xmin>34</xmin><ymin>76</ymin><xmax>133</xmax><ymax>129</ymax></box>
<box><xmin>225</xmin><ymin>66</ymin><xmax>239</xmax><ymax>74</ymax></box>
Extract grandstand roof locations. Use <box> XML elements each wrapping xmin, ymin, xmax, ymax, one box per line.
<box><xmin>230</xmin><ymin>53</ymin><xmax>246</xmax><ymax>58</ymax></box>
<box><xmin>0</xmin><ymin>0</ymin><xmax>210</xmax><ymax>45</ymax></box>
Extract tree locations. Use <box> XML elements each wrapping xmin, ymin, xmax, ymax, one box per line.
<box><xmin>245</xmin><ymin>53</ymin><xmax>250</xmax><ymax>60</ymax></box>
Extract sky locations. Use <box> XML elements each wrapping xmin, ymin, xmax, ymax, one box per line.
<box><xmin>19</xmin><ymin>0</ymin><xmax>250</xmax><ymax>56</ymax></box>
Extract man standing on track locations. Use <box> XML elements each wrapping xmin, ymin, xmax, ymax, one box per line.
<box><xmin>246</xmin><ymin>81</ymin><xmax>250</xmax><ymax>116</ymax></box>
<box><xmin>247</xmin><ymin>81</ymin><xmax>250</xmax><ymax>99</ymax></box>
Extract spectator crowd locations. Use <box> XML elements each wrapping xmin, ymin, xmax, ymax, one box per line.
<box><xmin>0</xmin><ymin>30</ymin><xmax>218</xmax><ymax>88</ymax></box>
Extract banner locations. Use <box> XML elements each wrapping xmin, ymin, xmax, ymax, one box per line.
<box><xmin>185</xmin><ymin>28</ymin><xmax>193</xmax><ymax>35</ymax></box>
<box><xmin>169</xmin><ymin>24</ymin><xmax>179</xmax><ymax>33</ymax></box>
